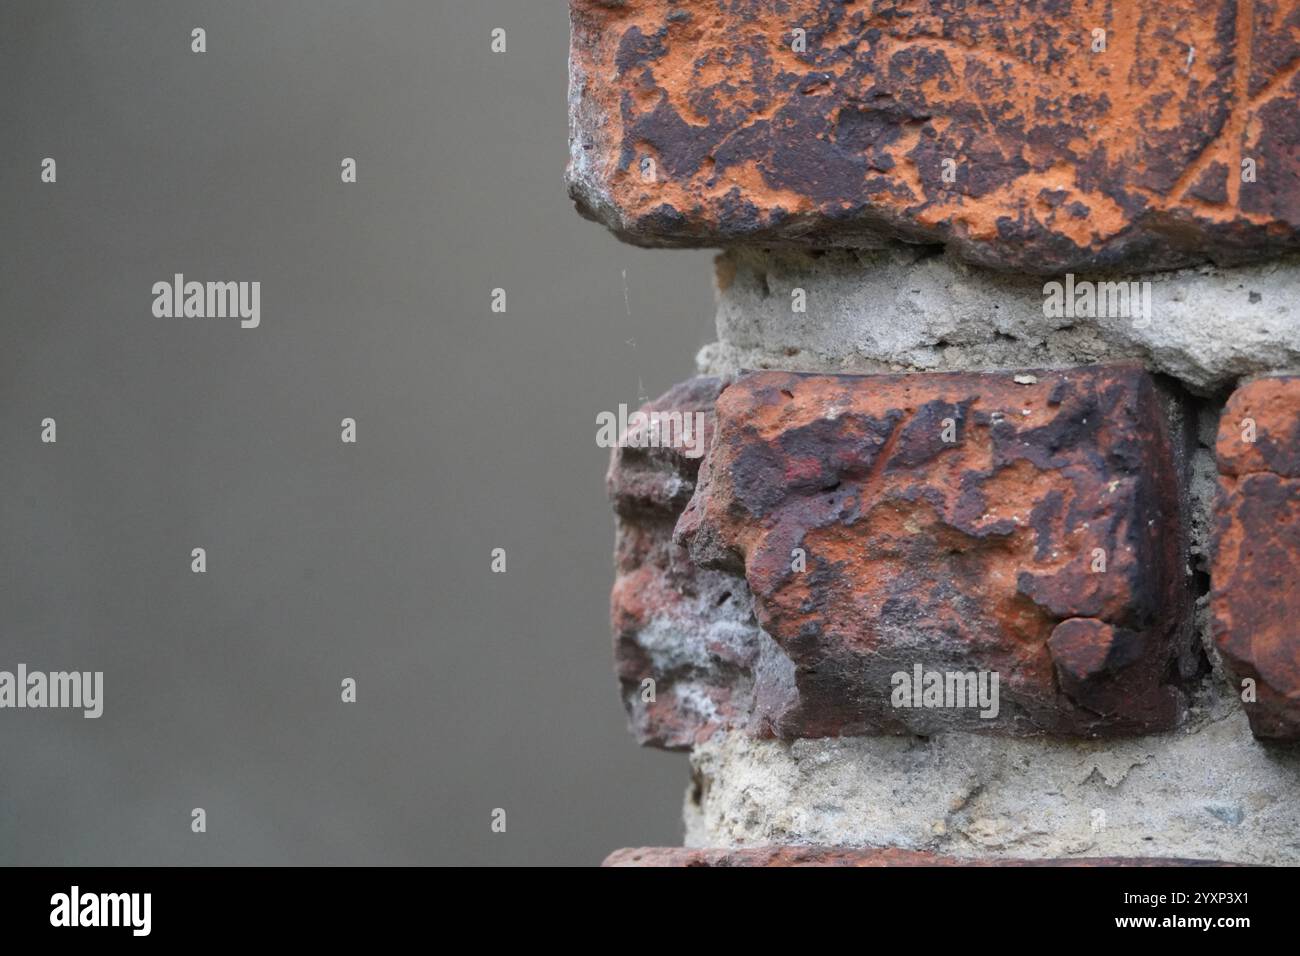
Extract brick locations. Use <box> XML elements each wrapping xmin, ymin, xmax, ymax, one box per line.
<box><xmin>568</xmin><ymin>0</ymin><xmax>1300</xmax><ymax>273</ymax></box>
<box><xmin>1212</xmin><ymin>375</ymin><xmax>1300</xmax><ymax>739</ymax></box>
<box><xmin>675</xmin><ymin>365</ymin><xmax>1193</xmax><ymax>737</ymax></box>
<box><xmin>602</xmin><ymin>847</ymin><xmax>1230</xmax><ymax>867</ymax></box>
<box><xmin>607</xmin><ymin>377</ymin><xmax>766</xmax><ymax>749</ymax></box>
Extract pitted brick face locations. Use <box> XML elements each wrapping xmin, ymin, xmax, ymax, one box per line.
<box><xmin>606</xmin><ymin>377</ymin><xmax>771</xmax><ymax>750</ymax></box>
<box><xmin>568</xmin><ymin>0</ymin><xmax>1300</xmax><ymax>272</ymax></box>
<box><xmin>675</xmin><ymin>366</ymin><xmax>1193</xmax><ymax>737</ymax></box>
<box><xmin>1212</xmin><ymin>375</ymin><xmax>1300</xmax><ymax>740</ymax></box>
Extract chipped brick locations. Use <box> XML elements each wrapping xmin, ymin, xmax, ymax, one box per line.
<box><xmin>568</xmin><ymin>0</ymin><xmax>1300</xmax><ymax>272</ymax></box>
<box><xmin>1212</xmin><ymin>375</ymin><xmax>1300</xmax><ymax>739</ymax></box>
<box><xmin>674</xmin><ymin>366</ymin><xmax>1193</xmax><ymax>737</ymax></box>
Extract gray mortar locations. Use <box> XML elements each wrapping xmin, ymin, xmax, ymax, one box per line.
<box><xmin>673</xmin><ymin>247</ymin><xmax>1300</xmax><ymax>862</ymax></box>
<box><xmin>696</xmin><ymin>247</ymin><xmax>1300</xmax><ymax>394</ymax></box>
<box><xmin>684</xmin><ymin>685</ymin><xmax>1300</xmax><ymax>864</ymax></box>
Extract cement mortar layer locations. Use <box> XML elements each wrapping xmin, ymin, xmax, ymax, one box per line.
<box><xmin>684</xmin><ymin>686</ymin><xmax>1300</xmax><ymax>865</ymax></box>
<box><xmin>696</xmin><ymin>247</ymin><xmax>1300</xmax><ymax>395</ymax></box>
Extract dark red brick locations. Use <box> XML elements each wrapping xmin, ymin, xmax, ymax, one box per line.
<box><xmin>675</xmin><ymin>366</ymin><xmax>1194</xmax><ymax>737</ymax></box>
<box><xmin>1212</xmin><ymin>375</ymin><xmax>1300</xmax><ymax>739</ymax></box>
<box><xmin>568</xmin><ymin>0</ymin><xmax>1300</xmax><ymax>272</ymax></box>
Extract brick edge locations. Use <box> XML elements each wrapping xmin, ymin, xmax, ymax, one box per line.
<box><xmin>602</xmin><ymin>847</ymin><xmax>1240</xmax><ymax>867</ymax></box>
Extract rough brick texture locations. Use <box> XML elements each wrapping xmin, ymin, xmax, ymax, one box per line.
<box><xmin>608</xmin><ymin>376</ymin><xmax>759</xmax><ymax>749</ymax></box>
<box><xmin>568</xmin><ymin>0</ymin><xmax>1300</xmax><ymax>272</ymax></box>
<box><xmin>609</xmin><ymin>366</ymin><xmax>1197</xmax><ymax>745</ymax></box>
<box><xmin>603</xmin><ymin>847</ymin><xmax>1230</xmax><ymax>867</ymax></box>
<box><xmin>1212</xmin><ymin>375</ymin><xmax>1300</xmax><ymax>739</ymax></box>
<box><xmin>682</xmin><ymin>366</ymin><xmax>1194</xmax><ymax>736</ymax></box>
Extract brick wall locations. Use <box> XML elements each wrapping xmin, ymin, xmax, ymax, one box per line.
<box><xmin>571</xmin><ymin>0</ymin><xmax>1300</xmax><ymax>866</ymax></box>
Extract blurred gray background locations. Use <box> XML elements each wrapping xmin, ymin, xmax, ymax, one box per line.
<box><xmin>0</xmin><ymin>1</ymin><xmax>714</xmax><ymax>864</ymax></box>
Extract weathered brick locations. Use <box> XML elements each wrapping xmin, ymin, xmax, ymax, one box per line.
<box><xmin>1212</xmin><ymin>375</ymin><xmax>1300</xmax><ymax>739</ymax></box>
<box><xmin>675</xmin><ymin>365</ymin><xmax>1193</xmax><ymax>737</ymax></box>
<box><xmin>603</xmin><ymin>847</ymin><xmax>1230</xmax><ymax>867</ymax></box>
<box><xmin>568</xmin><ymin>0</ymin><xmax>1300</xmax><ymax>273</ymax></box>
<box><xmin>607</xmin><ymin>377</ymin><xmax>768</xmax><ymax>749</ymax></box>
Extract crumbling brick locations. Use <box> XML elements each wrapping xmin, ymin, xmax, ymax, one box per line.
<box><xmin>678</xmin><ymin>366</ymin><xmax>1194</xmax><ymax>737</ymax></box>
<box><xmin>568</xmin><ymin>0</ymin><xmax>1300</xmax><ymax>272</ymax></box>
<box><xmin>611</xmin><ymin>366</ymin><xmax>1195</xmax><ymax>743</ymax></box>
<box><xmin>1212</xmin><ymin>375</ymin><xmax>1300</xmax><ymax>739</ymax></box>
<box><xmin>607</xmin><ymin>377</ymin><xmax>770</xmax><ymax>749</ymax></box>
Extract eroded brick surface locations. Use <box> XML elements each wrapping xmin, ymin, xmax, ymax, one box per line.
<box><xmin>677</xmin><ymin>366</ymin><xmax>1193</xmax><ymax>737</ymax></box>
<box><xmin>603</xmin><ymin>847</ymin><xmax>1231</xmax><ymax>867</ymax></box>
<box><xmin>568</xmin><ymin>0</ymin><xmax>1300</xmax><ymax>272</ymax></box>
<box><xmin>610</xmin><ymin>367</ymin><xmax>1195</xmax><ymax>743</ymax></box>
<box><xmin>1212</xmin><ymin>375</ymin><xmax>1300</xmax><ymax>739</ymax></box>
<box><xmin>607</xmin><ymin>377</ymin><xmax>773</xmax><ymax>749</ymax></box>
